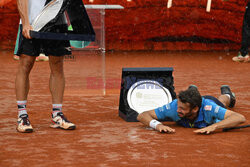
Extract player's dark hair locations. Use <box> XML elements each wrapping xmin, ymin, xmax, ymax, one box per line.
<box><xmin>178</xmin><ymin>87</ymin><xmax>202</xmax><ymax>109</ymax></box>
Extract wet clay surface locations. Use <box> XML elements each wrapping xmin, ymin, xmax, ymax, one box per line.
<box><xmin>0</xmin><ymin>50</ymin><xmax>249</xmax><ymax>167</ymax></box>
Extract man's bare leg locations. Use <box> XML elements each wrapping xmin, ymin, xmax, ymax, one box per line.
<box><xmin>218</xmin><ymin>95</ymin><xmax>230</xmax><ymax>108</ymax></box>
<box><xmin>219</xmin><ymin>85</ymin><xmax>236</xmax><ymax>108</ymax></box>
<box><xmin>15</xmin><ymin>54</ymin><xmax>36</xmax><ymax>133</ymax></box>
<box><xmin>15</xmin><ymin>54</ymin><xmax>36</xmax><ymax>100</ymax></box>
<box><xmin>48</xmin><ymin>55</ymin><xmax>75</xmax><ymax>130</ymax></box>
<box><xmin>48</xmin><ymin>55</ymin><xmax>65</xmax><ymax>104</ymax></box>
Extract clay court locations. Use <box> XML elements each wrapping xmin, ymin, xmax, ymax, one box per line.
<box><xmin>0</xmin><ymin>0</ymin><xmax>250</xmax><ymax>166</ymax></box>
<box><xmin>0</xmin><ymin>50</ymin><xmax>249</xmax><ymax>167</ymax></box>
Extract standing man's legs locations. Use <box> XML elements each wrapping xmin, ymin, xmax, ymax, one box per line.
<box><xmin>48</xmin><ymin>55</ymin><xmax>76</xmax><ymax>130</ymax></box>
<box><xmin>233</xmin><ymin>2</ymin><xmax>250</xmax><ymax>62</ymax></box>
<box><xmin>16</xmin><ymin>54</ymin><xmax>36</xmax><ymax>133</ymax></box>
<box><xmin>240</xmin><ymin>2</ymin><xmax>250</xmax><ymax>58</ymax></box>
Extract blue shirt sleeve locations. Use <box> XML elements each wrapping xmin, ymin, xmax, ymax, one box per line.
<box><xmin>203</xmin><ymin>99</ymin><xmax>227</xmax><ymax>123</ymax></box>
<box><xmin>154</xmin><ymin>99</ymin><xmax>180</xmax><ymax>121</ymax></box>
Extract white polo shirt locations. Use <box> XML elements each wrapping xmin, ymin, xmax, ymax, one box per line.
<box><xmin>29</xmin><ymin>0</ymin><xmax>46</xmax><ymax>24</ymax></box>
<box><xmin>20</xmin><ymin>0</ymin><xmax>46</xmax><ymax>24</ymax></box>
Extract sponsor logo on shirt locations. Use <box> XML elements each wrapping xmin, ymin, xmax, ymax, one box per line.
<box><xmin>159</xmin><ymin>107</ymin><xmax>164</xmax><ymax>112</ymax></box>
<box><xmin>165</xmin><ymin>104</ymin><xmax>170</xmax><ymax>110</ymax></box>
<box><xmin>214</xmin><ymin>106</ymin><xmax>220</xmax><ymax>113</ymax></box>
<box><xmin>204</xmin><ymin>105</ymin><xmax>212</xmax><ymax>111</ymax></box>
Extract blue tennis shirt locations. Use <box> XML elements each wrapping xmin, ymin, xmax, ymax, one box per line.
<box><xmin>155</xmin><ymin>98</ymin><xmax>227</xmax><ymax>128</ymax></box>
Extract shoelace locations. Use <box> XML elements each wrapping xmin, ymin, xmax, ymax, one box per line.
<box><xmin>19</xmin><ymin>115</ymin><xmax>30</xmax><ymax>126</ymax></box>
<box><xmin>57</xmin><ymin>113</ymin><xmax>71</xmax><ymax>123</ymax></box>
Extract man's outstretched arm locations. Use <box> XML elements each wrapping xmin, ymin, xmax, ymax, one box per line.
<box><xmin>137</xmin><ymin>110</ymin><xmax>175</xmax><ymax>133</ymax></box>
<box><xmin>194</xmin><ymin>110</ymin><xmax>246</xmax><ymax>134</ymax></box>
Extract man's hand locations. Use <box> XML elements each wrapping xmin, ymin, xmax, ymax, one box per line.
<box><xmin>22</xmin><ymin>24</ymin><xmax>33</xmax><ymax>39</ymax></box>
<box><xmin>193</xmin><ymin>125</ymin><xmax>217</xmax><ymax>134</ymax></box>
<box><xmin>156</xmin><ymin>124</ymin><xmax>175</xmax><ymax>133</ymax></box>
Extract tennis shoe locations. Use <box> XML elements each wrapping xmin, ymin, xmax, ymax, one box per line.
<box><xmin>50</xmin><ymin>112</ymin><xmax>76</xmax><ymax>130</ymax></box>
<box><xmin>36</xmin><ymin>53</ymin><xmax>49</xmax><ymax>62</ymax></box>
<box><xmin>13</xmin><ymin>55</ymin><xmax>20</xmax><ymax>60</ymax></box>
<box><xmin>232</xmin><ymin>53</ymin><xmax>249</xmax><ymax>63</ymax></box>
<box><xmin>243</xmin><ymin>55</ymin><xmax>250</xmax><ymax>62</ymax></box>
<box><xmin>221</xmin><ymin>85</ymin><xmax>236</xmax><ymax>108</ymax></box>
<box><xmin>17</xmin><ymin>114</ymin><xmax>33</xmax><ymax>133</ymax></box>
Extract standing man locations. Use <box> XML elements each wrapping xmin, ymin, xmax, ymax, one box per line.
<box><xmin>232</xmin><ymin>1</ymin><xmax>250</xmax><ymax>62</ymax></box>
<box><xmin>137</xmin><ymin>85</ymin><xmax>246</xmax><ymax>134</ymax></box>
<box><xmin>16</xmin><ymin>0</ymin><xmax>75</xmax><ymax>133</ymax></box>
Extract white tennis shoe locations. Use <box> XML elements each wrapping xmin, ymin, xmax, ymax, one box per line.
<box><xmin>17</xmin><ymin>114</ymin><xmax>33</xmax><ymax>133</ymax></box>
<box><xmin>232</xmin><ymin>54</ymin><xmax>249</xmax><ymax>63</ymax></box>
<box><xmin>50</xmin><ymin>112</ymin><xmax>76</xmax><ymax>130</ymax></box>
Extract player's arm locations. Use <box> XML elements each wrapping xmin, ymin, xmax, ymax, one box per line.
<box><xmin>194</xmin><ymin>110</ymin><xmax>246</xmax><ymax>134</ymax></box>
<box><xmin>17</xmin><ymin>0</ymin><xmax>32</xmax><ymax>39</ymax></box>
<box><xmin>137</xmin><ymin>110</ymin><xmax>175</xmax><ymax>133</ymax></box>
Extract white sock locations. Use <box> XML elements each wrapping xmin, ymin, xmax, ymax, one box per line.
<box><xmin>52</xmin><ymin>104</ymin><xmax>62</xmax><ymax>118</ymax></box>
<box><xmin>17</xmin><ymin>100</ymin><xmax>27</xmax><ymax>117</ymax></box>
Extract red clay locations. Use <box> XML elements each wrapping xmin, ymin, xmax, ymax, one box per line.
<box><xmin>0</xmin><ymin>50</ymin><xmax>249</xmax><ymax>167</ymax></box>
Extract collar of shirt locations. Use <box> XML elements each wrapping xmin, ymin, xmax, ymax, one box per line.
<box><xmin>194</xmin><ymin>97</ymin><xmax>206</xmax><ymax>123</ymax></box>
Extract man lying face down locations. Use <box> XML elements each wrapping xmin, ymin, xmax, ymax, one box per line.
<box><xmin>137</xmin><ymin>85</ymin><xmax>246</xmax><ymax>134</ymax></box>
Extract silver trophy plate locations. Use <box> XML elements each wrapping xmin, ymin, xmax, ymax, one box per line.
<box><xmin>32</xmin><ymin>0</ymin><xmax>64</xmax><ymax>31</ymax></box>
<box><xmin>127</xmin><ymin>80</ymin><xmax>172</xmax><ymax>114</ymax></box>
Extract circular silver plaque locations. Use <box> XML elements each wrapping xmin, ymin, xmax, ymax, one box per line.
<box><xmin>127</xmin><ymin>80</ymin><xmax>172</xmax><ymax>114</ymax></box>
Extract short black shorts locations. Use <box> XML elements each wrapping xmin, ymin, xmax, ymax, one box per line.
<box><xmin>16</xmin><ymin>24</ymin><xmax>71</xmax><ymax>57</ymax></box>
<box><xmin>203</xmin><ymin>95</ymin><xmax>226</xmax><ymax>108</ymax></box>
